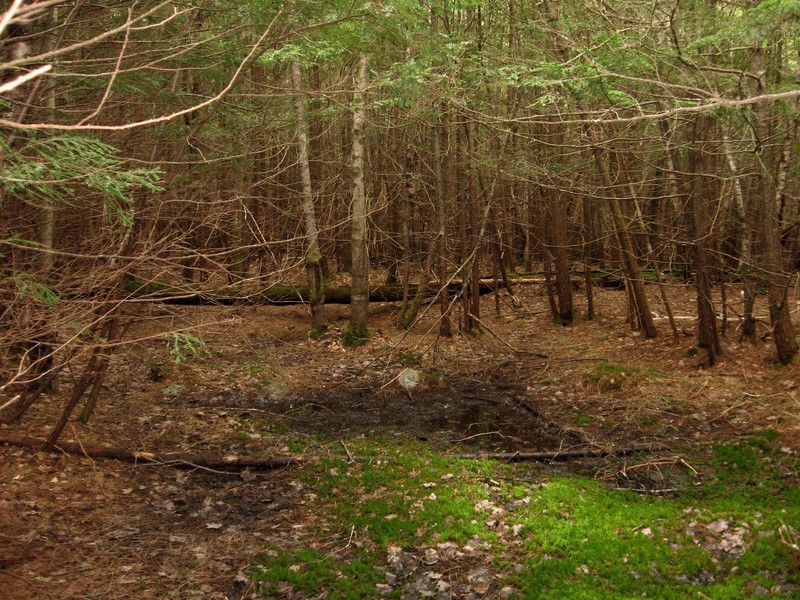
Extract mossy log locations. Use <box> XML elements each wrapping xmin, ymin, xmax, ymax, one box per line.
<box><xmin>123</xmin><ymin>268</ymin><xmax>657</xmax><ymax>306</ymax></box>
<box><xmin>124</xmin><ymin>280</ymin><xmax>502</xmax><ymax>306</ymax></box>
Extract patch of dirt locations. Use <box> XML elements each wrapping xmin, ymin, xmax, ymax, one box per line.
<box><xmin>0</xmin><ymin>444</ymin><xmax>307</xmax><ymax>598</ymax></box>
<box><xmin>2</xmin><ymin>282</ymin><xmax>799</xmax><ymax>597</ymax></box>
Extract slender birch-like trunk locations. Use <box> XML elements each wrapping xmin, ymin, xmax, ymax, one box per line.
<box><xmin>291</xmin><ymin>61</ymin><xmax>327</xmax><ymax>334</ymax></box>
<box><xmin>348</xmin><ymin>54</ymin><xmax>370</xmax><ymax>342</ymax></box>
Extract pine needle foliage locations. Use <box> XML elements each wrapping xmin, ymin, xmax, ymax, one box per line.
<box><xmin>0</xmin><ymin>134</ymin><xmax>162</xmax><ymax>226</ymax></box>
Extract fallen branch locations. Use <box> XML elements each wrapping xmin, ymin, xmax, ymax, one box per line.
<box><xmin>445</xmin><ymin>445</ymin><xmax>669</xmax><ymax>462</ymax></box>
<box><xmin>0</xmin><ymin>435</ymin><xmax>304</xmax><ymax>470</ymax></box>
<box><xmin>1</xmin><ymin>435</ymin><xmax>668</xmax><ymax>469</ymax></box>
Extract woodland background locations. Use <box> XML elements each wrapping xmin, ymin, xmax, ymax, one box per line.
<box><xmin>2</xmin><ymin>0</ymin><xmax>800</xmax><ymax>436</ymax></box>
<box><xmin>3</xmin><ymin>3</ymin><xmax>800</xmax><ymax>599</ymax></box>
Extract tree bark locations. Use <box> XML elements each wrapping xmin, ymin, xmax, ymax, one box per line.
<box><xmin>591</xmin><ymin>140</ymin><xmax>658</xmax><ymax>338</ymax></box>
<box><xmin>722</xmin><ymin>130</ymin><xmax>757</xmax><ymax>342</ymax></box>
<box><xmin>582</xmin><ymin>197</ymin><xmax>595</xmax><ymax>320</ymax></box>
<box><xmin>348</xmin><ymin>54</ymin><xmax>370</xmax><ymax>342</ymax></box>
<box><xmin>291</xmin><ymin>61</ymin><xmax>327</xmax><ymax>335</ymax></box>
<box><xmin>751</xmin><ymin>46</ymin><xmax>798</xmax><ymax>363</ymax></box>
<box><xmin>466</xmin><ymin>118</ymin><xmax>481</xmax><ymax>331</ymax></box>
<box><xmin>688</xmin><ymin>118</ymin><xmax>722</xmax><ymax>364</ymax></box>
<box><xmin>37</xmin><ymin>7</ymin><xmax>59</xmax><ymax>275</ymax></box>
<box><xmin>434</xmin><ymin>109</ymin><xmax>452</xmax><ymax>336</ymax></box>
<box><xmin>620</xmin><ymin>158</ymin><xmax>679</xmax><ymax>339</ymax></box>
<box><xmin>760</xmin><ymin>151</ymin><xmax>798</xmax><ymax>363</ymax></box>
<box><xmin>548</xmin><ymin>190</ymin><xmax>573</xmax><ymax>325</ymax></box>
<box><xmin>542</xmin><ymin>254</ymin><xmax>559</xmax><ymax>321</ymax></box>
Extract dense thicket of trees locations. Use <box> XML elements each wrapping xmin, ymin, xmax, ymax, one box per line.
<box><xmin>2</xmin><ymin>1</ymin><xmax>799</xmax><ymax>437</ymax></box>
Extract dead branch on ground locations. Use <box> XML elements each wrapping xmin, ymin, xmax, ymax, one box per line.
<box><xmin>1</xmin><ymin>435</ymin><xmax>668</xmax><ymax>470</ymax></box>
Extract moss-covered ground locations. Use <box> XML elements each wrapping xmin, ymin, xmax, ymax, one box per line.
<box><xmin>249</xmin><ymin>432</ymin><xmax>799</xmax><ymax>598</ymax></box>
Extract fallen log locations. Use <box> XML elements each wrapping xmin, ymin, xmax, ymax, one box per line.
<box><xmin>125</xmin><ymin>267</ymin><xmax>660</xmax><ymax>306</ymax></box>
<box><xmin>1</xmin><ymin>435</ymin><xmax>667</xmax><ymax>470</ymax></box>
<box><xmin>126</xmin><ymin>281</ymin><xmax>501</xmax><ymax>306</ymax></box>
<box><xmin>124</xmin><ymin>267</ymin><xmax>665</xmax><ymax>306</ymax></box>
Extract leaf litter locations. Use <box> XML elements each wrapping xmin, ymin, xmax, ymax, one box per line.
<box><xmin>2</xmin><ymin>286</ymin><xmax>799</xmax><ymax>598</ymax></box>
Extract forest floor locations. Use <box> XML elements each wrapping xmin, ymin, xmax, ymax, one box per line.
<box><xmin>1</xmin><ymin>280</ymin><xmax>799</xmax><ymax>598</ymax></box>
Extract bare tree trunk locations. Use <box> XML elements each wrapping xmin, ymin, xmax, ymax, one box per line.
<box><xmin>549</xmin><ymin>191</ymin><xmax>573</xmax><ymax>325</ymax></box>
<box><xmin>761</xmin><ymin>153</ymin><xmax>798</xmax><ymax>363</ymax></box>
<box><xmin>591</xmin><ymin>140</ymin><xmax>657</xmax><ymax>338</ymax></box>
<box><xmin>466</xmin><ymin>119</ymin><xmax>481</xmax><ymax>331</ymax></box>
<box><xmin>347</xmin><ymin>54</ymin><xmax>370</xmax><ymax>342</ymax></box>
<box><xmin>457</xmin><ymin>117</ymin><xmax>479</xmax><ymax>333</ymax></box>
<box><xmin>688</xmin><ymin>118</ymin><xmax>722</xmax><ymax>364</ymax></box>
<box><xmin>751</xmin><ymin>47</ymin><xmax>798</xmax><ymax>363</ymax></box>
<box><xmin>522</xmin><ymin>181</ymin><xmax>533</xmax><ymax>272</ymax></box>
<box><xmin>541</xmin><ymin>0</ymin><xmax>652</xmax><ymax>337</ymax></box>
<box><xmin>542</xmin><ymin>254</ymin><xmax>559</xmax><ymax>321</ymax></box>
<box><xmin>401</xmin><ymin>234</ymin><xmax>437</xmax><ymax>328</ymax></box>
<box><xmin>721</xmin><ymin>282</ymin><xmax>728</xmax><ymax>337</ymax></box>
<box><xmin>582</xmin><ymin>197</ymin><xmax>595</xmax><ymax>320</ymax></box>
<box><xmin>44</xmin><ymin>315</ymin><xmax>119</xmax><ymax>449</ymax></box>
<box><xmin>78</xmin><ymin>318</ymin><xmax>122</xmax><ymax>423</ymax></box>
<box><xmin>291</xmin><ymin>61</ymin><xmax>327</xmax><ymax>335</ymax></box>
<box><xmin>722</xmin><ymin>130</ymin><xmax>757</xmax><ymax>342</ymax></box>
<box><xmin>434</xmin><ymin>111</ymin><xmax>452</xmax><ymax>336</ymax></box>
<box><xmin>398</xmin><ymin>125</ymin><xmax>413</xmax><ymax>315</ymax></box>
<box><xmin>37</xmin><ymin>7</ymin><xmax>59</xmax><ymax>275</ymax></box>
<box><xmin>767</xmin><ymin>115</ymin><xmax>799</xmax><ymax>362</ymax></box>
<box><xmin>629</xmin><ymin>188</ymin><xmax>679</xmax><ymax>338</ymax></box>
<box><xmin>228</xmin><ymin>194</ymin><xmax>248</xmax><ymax>282</ymax></box>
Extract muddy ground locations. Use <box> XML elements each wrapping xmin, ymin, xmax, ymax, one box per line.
<box><xmin>1</xmin><ymin>281</ymin><xmax>799</xmax><ymax>598</ymax></box>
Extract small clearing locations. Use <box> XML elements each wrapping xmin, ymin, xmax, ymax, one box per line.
<box><xmin>2</xmin><ymin>284</ymin><xmax>799</xmax><ymax>598</ymax></box>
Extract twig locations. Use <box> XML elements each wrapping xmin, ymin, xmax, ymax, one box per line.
<box><xmin>340</xmin><ymin>440</ymin><xmax>354</xmax><ymax>464</ymax></box>
<box><xmin>0</xmin><ymin>394</ymin><xmax>21</xmax><ymax>414</ymax></box>
<box><xmin>613</xmin><ymin>487</ymin><xmax>680</xmax><ymax>495</ymax></box>
<box><xmin>69</xmin><ymin>423</ymin><xmax>112</xmax><ymax>499</ymax></box>
<box><xmin>450</xmin><ymin>431</ymin><xmax>504</xmax><ymax>443</ymax></box>
<box><xmin>779</xmin><ymin>523</ymin><xmax>799</xmax><ymax>552</ymax></box>
<box><xmin>711</xmin><ymin>400</ymin><xmax>752</xmax><ymax>422</ymax></box>
<box><xmin>677</xmin><ymin>456</ymin><xmax>697</xmax><ymax>475</ymax></box>
<box><xmin>325</xmin><ymin>525</ymin><xmax>357</xmax><ymax>559</ymax></box>
<box><xmin>0</xmin><ymin>64</ymin><xmax>52</xmax><ymax>94</ymax></box>
<box><xmin>617</xmin><ymin>456</ymin><xmax>697</xmax><ymax>481</ymax></box>
<box><xmin>446</xmin><ymin>444</ymin><xmax>669</xmax><ymax>462</ymax></box>
<box><xmin>469</xmin><ymin>314</ymin><xmax>548</xmax><ymax>357</ymax></box>
<box><xmin>282</xmin><ymin>403</ymin><xmax>333</xmax><ymax>415</ymax></box>
<box><xmin>167</xmin><ymin>460</ymin><xmax>240</xmax><ymax>475</ymax></box>
<box><xmin>339</xmin><ymin>525</ymin><xmax>356</xmax><ymax>553</ymax></box>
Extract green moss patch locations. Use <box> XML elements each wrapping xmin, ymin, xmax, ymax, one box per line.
<box><xmin>249</xmin><ymin>433</ymin><xmax>800</xmax><ymax>598</ymax></box>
